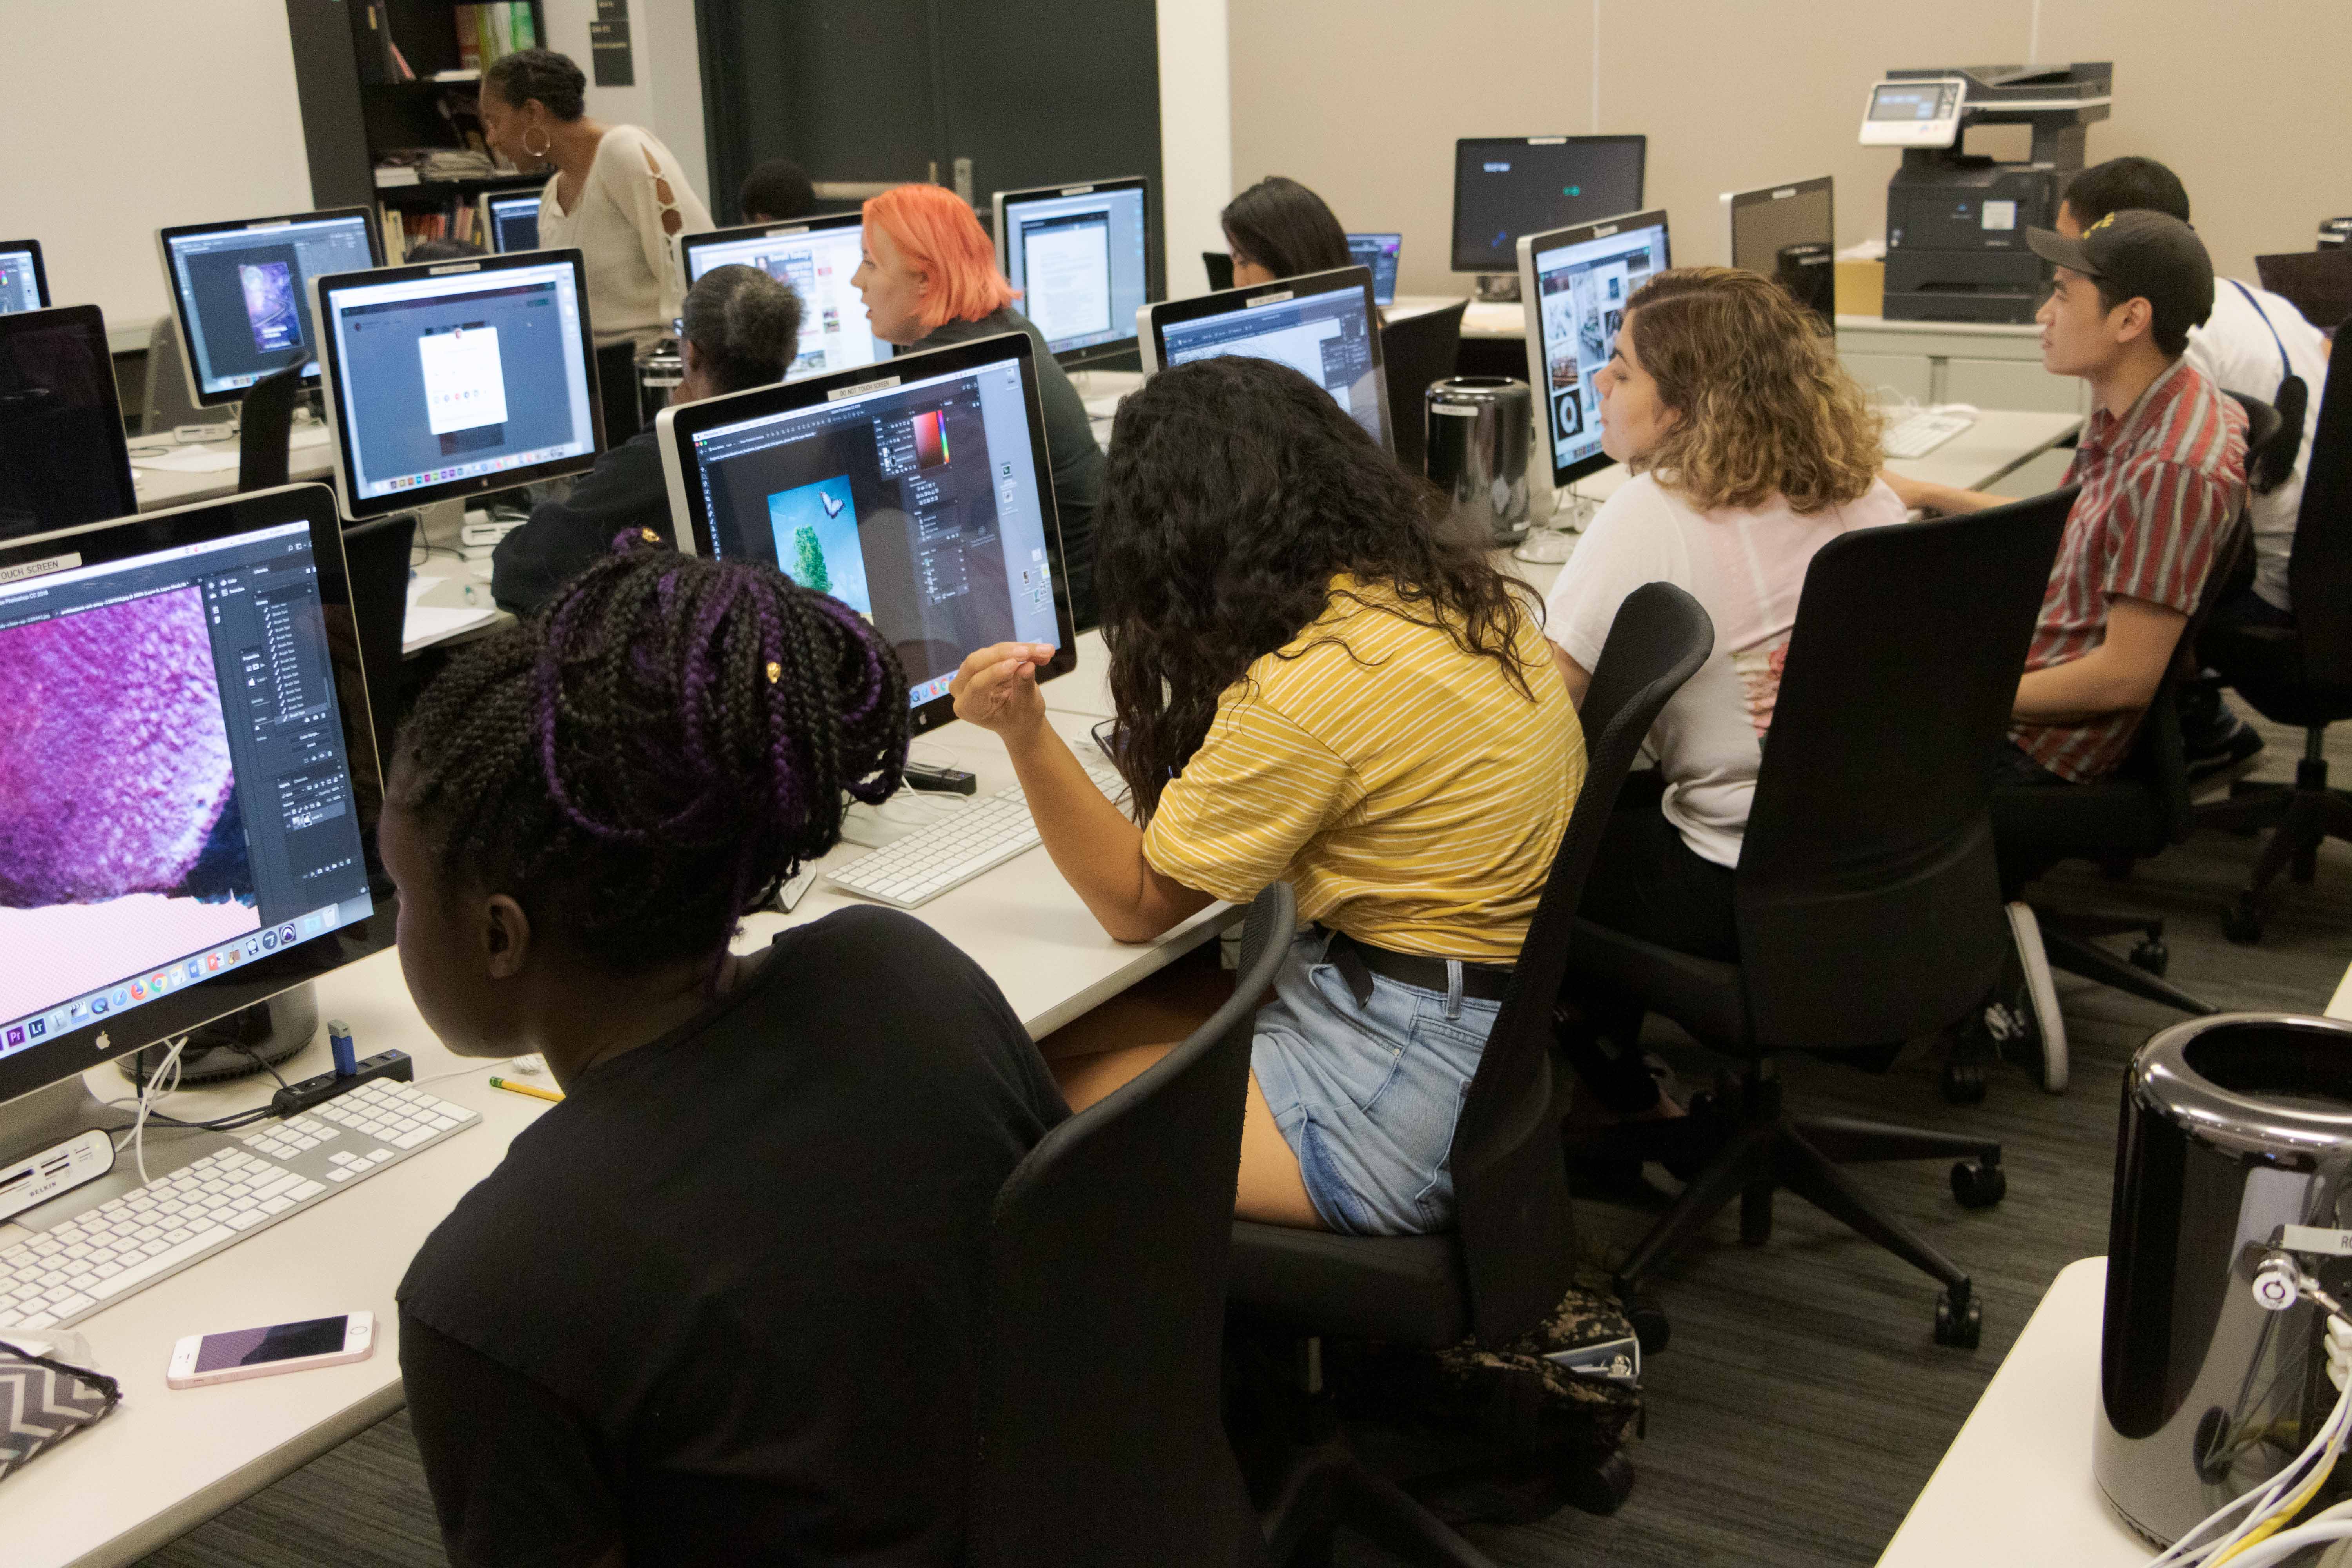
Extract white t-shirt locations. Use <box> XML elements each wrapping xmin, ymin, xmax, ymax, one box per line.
<box><xmin>1544</xmin><ymin>473</ymin><xmax>1908</xmax><ymax>867</ymax></box>
<box><xmin>2185</xmin><ymin>280</ymin><xmax>2331</xmax><ymax>611</ymax></box>
<box><xmin>535</xmin><ymin>125</ymin><xmax>715</xmax><ymax>350</ymax></box>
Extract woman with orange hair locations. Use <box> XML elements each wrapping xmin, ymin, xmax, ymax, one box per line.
<box><xmin>855</xmin><ymin>184</ymin><xmax>1106</xmax><ymax>626</ymax></box>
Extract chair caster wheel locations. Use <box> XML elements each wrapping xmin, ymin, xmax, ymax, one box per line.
<box><xmin>1935</xmin><ymin>1291</ymin><xmax>1983</xmax><ymax>1349</ymax></box>
<box><xmin>2222</xmin><ymin>900</ymin><xmax>2265</xmax><ymax>945</ymax></box>
<box><xmin>1620</xmin><ymin>1293</ymin><xmax>1671</xmax><ymax>1356</ymax></box>
<box><xmin>1557</xmin><ymin>1451</ymin><xmax>1637</xmax><ymax>1516</ymax></box>
<box><xmin>1950</xmin><ymin>1159</ymin><xmax>2007</xmax><ymax>1209</ymax></box>
<box><xmin>2129</xmin><ymin>938</ymin><xmax>2169</xmax><ymax>977</ymax></box>
<box><xmin>1940</xmin><ymin>1055</ymin><xmax>1987</xmax><ymax>1106</ymax></box>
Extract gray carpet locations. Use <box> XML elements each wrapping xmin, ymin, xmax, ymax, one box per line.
<box><xmin>138</xmin><ymin>709</ymin><xmax>2352</xmax><ymax>1568</ymax></box>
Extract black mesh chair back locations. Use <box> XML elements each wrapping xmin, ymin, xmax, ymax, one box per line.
<box><xmin>967</xmin><ymin>883</ymin><xmax>1295</xmax><ymax>1568</ymax></box>
<box><xmin>1380</xmin><ymin>301</ymin><xmax>1468</xmax><ymax>477</ymax></box>
<box><xmin>1439</xmin><ymin>582</ymin><xmax>1711</xmax><ymax>1340</ymax></box>
<box><xmin>332</xmin><ymin>514</ymin><xmax>417</xmax><ymax>793</ymax></box>
<box><xmin>1738</xmin><ymin>492</ymin><xmax>2071</xmax><ymax>1047</ymax></box>
<box><xmin>2290</xmin><ymin>334</ymin><xmax>2352</xmax><ymax>685</ymax></box>
<box><xmin>235</xmin><ymin>358</ymin><xmax>303</xmax><ymax>493</ymax></box>
<box><xmin>2228</xmin><ymin>392</ymin><xmax>2285</xmax><ymax>486</ymax></box>
<box><xmin>595</xmin><ymin>340</ymin><xmax>642</xmax><ymax>445</ymax></box>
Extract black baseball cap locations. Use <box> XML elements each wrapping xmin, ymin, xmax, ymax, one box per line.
<box><xmin>2027</xmin><ymin>210</ymin><xmax>2215</xmax><ymax>341</ymax></box>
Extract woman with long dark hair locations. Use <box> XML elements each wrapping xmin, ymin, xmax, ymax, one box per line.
<box><xmin>952</xmin><ymin>354</ymin><xmax>1584</xmax><ymax>1236</ymax></box>
<box><xmin>1221</xmin><ymin>175</ymin><xmax>1352</xmax><ymax>285</ymax></box>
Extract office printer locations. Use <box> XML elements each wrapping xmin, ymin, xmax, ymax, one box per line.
<box><xmin>1860</xmin><ymin>62</ymin><xmax>2112</xmax><ymax>323</ymax></box>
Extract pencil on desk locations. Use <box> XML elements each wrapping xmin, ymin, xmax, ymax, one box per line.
<box><xmin>488</xmin><ymin>1075</ymin><xmax>563</xmax><ymax>1103</ymax></box>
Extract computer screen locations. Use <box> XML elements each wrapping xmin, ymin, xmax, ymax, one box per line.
<box><xmin>486</xmin><ymin>193</ymin><xmax>543</xmax><ymax>254</ymax></box>
<box><xmin>1452</xmin><ymin>136</ymin><xmax>1646</xmax><ymax>273</ymax></box>
<box><xmin>314</xmin><ymin>250</ymin><xmax>603</xmax><ymax>519</ymax></box>
<box><xmin>1725</xmin><ymin>176</ymin><xmax>1835</xmax><ymax>326</ymax></box>
<box><xmin>0</xmin><ymin>243</ymin><xmax>48</xmax><ymax>314</ymax></box>
<box><xmin>157</xmin><ymin>209</ymin><xmax>381</xmax><ymax>406</ymax></box>
<box><xmin>680</xmin><ymin>216</ymin><xmax>883</xmax><ymax>382</ymax></box>
<box><xmin>1517</xmin><ymin>210</ymin><xmax>1671</xmax><ymax>484</ymax></box>
<box><xmin>993</xmin><ymin>177</ymin><xmax>1151</xmax><ymax>361</ymax></box>
<box><xmin>0</xmin><ymin>305</ymin><xmax>138</xmax><ymax>542</ymax></box>
<box><xmin>1347</xmin><ymin>234</ymin><xmax>1401</xmax><ymax>306</ymax></box>
<box><xmin>0</xmin><ymin>484</ymin><xmax>387</xmax><ymax>1109</ymax></box>
<box><xmin>1139</xmin><ymin>267</ymin><xmax>1390</xmax><ymax>453</ymax></box>
<box><xmin>657</xmin><ymin>332</ymin><xmax>1078</xmax><ymax>732</ymax></box>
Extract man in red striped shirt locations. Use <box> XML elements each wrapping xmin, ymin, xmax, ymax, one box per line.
<box><xmin>1883</xmin><ymin>211</ymin><xmax>2244</xmax><ymax>1076</ymax></box>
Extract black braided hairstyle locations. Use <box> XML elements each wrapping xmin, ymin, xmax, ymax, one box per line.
<box><xmin>390</xmin><ymin>534</ymin><xmax>907</xmax><ymax>973</ymax></box>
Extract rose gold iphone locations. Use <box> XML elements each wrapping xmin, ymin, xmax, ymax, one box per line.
<box><xmin>167</xmin><ymin>1312</ymin><xmax>374</xmax><ymax>1388</ymax></box>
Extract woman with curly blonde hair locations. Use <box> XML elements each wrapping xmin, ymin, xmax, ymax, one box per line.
<box><xmin>1544</xmin><ymin>266</ymin><xmax>1900</xmax><ymax>1120</ymax></box>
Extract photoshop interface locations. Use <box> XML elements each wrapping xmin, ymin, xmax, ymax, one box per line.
<box><xmin>1003</xmin><ymin>187</ymin><xmax>1149</xmax><ymax>354</ymax></box>
<box><xmin>488</xmin><ymin>196</ymin><xmax>541</xmax><ymax>254</ymax></box>
<box><xmin>1454</xmin><ymin>139</ymin><xmax>1644</xmax><ymax>272</ymax></box>
<box><xmin>1532</xmin><ymin>220</ymin><xmax>1668</xmax><ymax>471</ymax></box>
<box><xmin>0</xmin><ymin>251</ymin><xmax>42</xmax><ymax>314</ymax></box>
<box><xmin>0</xmin><ymin>521</ymin><xmax>374</xmax><ymax>1054</ymax></box>
<box><xmin>328</xmin><ymin>267</ymin><xmax>597</xmax><ymax>499</ymax></box>
<box><xmin>167</xmin><ymin>216</ymin><xmax>375</xmax><ymax>396</ymax></box>
<box><xmin>1347</xmin><ymin>235</ymin><xmax>1401</xmax><ymax>306</ymax></box>
<box><xmin>688</xmin><ymin>360</ymin><xmax>1059</xmax><ymax>706</ymax></box>
<box><xmin>1162</xmin><ymin>289</ymin><xmax>1385</xmax><ymax>446</ymax></box>
<box><xmin>686</xmin><ymin>227</ymin><xmax>880</xmax><ymax>380</ymax></box>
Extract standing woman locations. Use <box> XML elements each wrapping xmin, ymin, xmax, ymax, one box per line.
<box><xmin>853</xmin><ymin>183</ymin><xmax>1107</xmax><ymax>628</ymax></box>
<box><xmin>1222</xmin><ymin>176</ymin><xmax>1352</xmax><ymax>287</ymax></box>
<box><xmin>477</xmin><ymin>49</ymin><xmax>713</xmax><ymax>349</ymax></box>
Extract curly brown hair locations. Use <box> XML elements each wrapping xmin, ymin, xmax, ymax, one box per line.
<box><xmin>1621</xmin><ymin>267</ymin><xmax>1883</xmax><ymax>514</ymax></box>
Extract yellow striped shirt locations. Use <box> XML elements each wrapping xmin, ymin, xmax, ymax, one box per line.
<box><xmin>1141</xmin><ymin>577</ymin><xmax>1584</xmax><ymax>961</ymax></box>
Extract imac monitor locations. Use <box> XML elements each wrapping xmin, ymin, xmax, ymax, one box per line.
<box><xmin>991</xmin><ymin>176</ymin><xmax>1152</xmax><ymax>364</ymax></box>
<box><xmin>0</xmin><ymin>483</ymin><xmax>389</xmax><ymax>1112</ymax></box>
<box><xmin>657</xmin><ymin>332</ymin><xmax>1078</xmax><ymax>733</ymax></box>
<box><xmin>680</xmin><ymin>216</ymin><xmax>883</xmax><ymax>381</ymax></box>
<box><xmin>1724</xmin><ymin>176</ymin><xmax>1835</xmax><ymax>326</ymax></box>
<box><xmin>0</xmin><ymin>241</ymin><xmax>49</xmax><ymax>314</ymax></box>
<box><xmin>0</xmin><ymin>305</ymin><xmax>139</xmax><ymax>541</ymax></box>
<box><xmin>1452</xmin><ymin>136</ymin><xmax>1645</xmax><ymax>273</ymax></box>
<box><xmin>1347</xmin><ymin>233</ymin><xmax>1402</xmax><ymax>305</ymax></box>
<box><xmin>485</xmin><ymin>192</ymin><xmax>543</xmax><ymax>254</ymax></box>
<box><xmin>312</xmin><ymin>249</ymin><xmax>604</xmax><ymax>519</ymax></box>
<box><xmin>157</xmin><ymin>208</ymin><xmax>382</xmax><ymax>406</ymax></box>
<box><xmin>1137</xmin><ymin>267</ymin><xmax>1391</xmax><ymax>454</ymax></box>
<box><xmin>1517</xmin><ymin>209</ymin><xmax>1671</xmax><ymax>486</ymax></box>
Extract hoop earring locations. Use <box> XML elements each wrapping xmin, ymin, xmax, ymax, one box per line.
<box><xmin>523</xmin><ymin>127</ymin><xmax>552</xmax><ymax>162</ymax></box>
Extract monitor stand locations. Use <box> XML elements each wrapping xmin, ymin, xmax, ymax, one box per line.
<box><xmin>1474</xmin><ymin>273</ymin><xmax>1521</xmax><ymax>303</ymax></box>
<box><xmin>0</xmin><ymin>983</ymin><xmax>322</xmax><ymax>1232</ymax></box>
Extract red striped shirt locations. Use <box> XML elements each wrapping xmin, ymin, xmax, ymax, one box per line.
<box><xmin>2012</xmin><ymin>358</ymin><xmax>2247</xmax><ymax>781</ymax></box>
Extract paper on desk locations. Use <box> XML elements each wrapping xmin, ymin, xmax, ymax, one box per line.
<box><xmin>403</xmin><ymin>603</ymin><xmax>501</xmax><ymax>651</ymax></box>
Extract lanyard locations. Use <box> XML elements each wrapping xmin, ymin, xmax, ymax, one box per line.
<box><xmin>2229</xmin><ymin>279</ymin><xmax>2293</xmax><ymax>381</ymax></box>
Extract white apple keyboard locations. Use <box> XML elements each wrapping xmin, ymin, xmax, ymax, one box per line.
<box><xmin>1884</xmin><ymin>407</ymin><xmax>1977</xmax><ymax>459</ymax></box>
<box><xmin>828</xmin><ymin>758</ymin><xmax>1127</xmax><ymax>909</ymax></box>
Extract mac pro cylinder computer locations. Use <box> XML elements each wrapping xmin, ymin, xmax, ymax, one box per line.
<box><xmin>658</xmin><ymin>331</ymin><xmax>1079</xmax><ymax>732</ymax></box>
<box><xmin>1138</xmin><ymin>267</ymin><xmax>1392</xmax><ymax>454</ymax></box>
<box><xmin>679</xmin><ymin>215</ymin><xmax>884</xmax><ymax>382</ymax></box>
<box><xmin>992</xmin><ymin>176</ymin><xmax>1153</xmax><ymax>367</ymax></box>
<box><xmin>311</xmin><ymin>248</ymin><xmax>604</xmax><ymax>519</ymax></box>
<box><xmin>157</xmin><ymin>208</ymin><xmax>383</xmax><ymax>406</ymax></box>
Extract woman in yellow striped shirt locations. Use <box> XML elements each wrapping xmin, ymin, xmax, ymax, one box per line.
<box><xmin>951</xmin><ymin>356</ymin><xmax>1584</xmax><ymax>1235</ymax></box>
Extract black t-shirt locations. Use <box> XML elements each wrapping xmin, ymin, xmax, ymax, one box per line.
<box><xmin>396</xmin><ymin>907</ymin><xmax>1067</xmax><ymax>1568</ymax></box>
<box><xmin>490</xmin><ymin>428</ymin><xmax>671</xmax><ymax>617</ymax></box>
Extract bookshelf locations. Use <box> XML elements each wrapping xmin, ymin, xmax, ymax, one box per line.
<box><xmin>283</xmin><ymin>0</ymin><xmax>549</xmax><ymax>261</ymax></box>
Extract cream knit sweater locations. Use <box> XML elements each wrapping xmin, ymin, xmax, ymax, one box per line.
<box><xmin>535</xmin><ymin>125</ymin><xmax>713</xmax><ymax>350</ymax></box>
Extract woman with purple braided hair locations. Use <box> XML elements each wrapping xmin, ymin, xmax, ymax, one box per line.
<box><xmin>381</xmin><ymin>538</ymin><xmax>1068</xmax><ymax>1568</ymax></box>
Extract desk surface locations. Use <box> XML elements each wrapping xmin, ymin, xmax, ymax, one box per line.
<box><xmin>10</xmin><ymin>701</ymin><xmax>1226</xmax><ymax>1568</ymax></box>
<box><xmin>1877</xmin><ymin>1258</ymin><xmax>2144</xmax><ymax>1566</ymax></box>
<box><xmin>129</xmin><ymin>419</ymin><xmax>337</xmax><ymax>513</ymax></box>
<box><xmin>1460</xmin><ymin>303</ymin><xmax>2050</xmax><ymax>344</ymax></box>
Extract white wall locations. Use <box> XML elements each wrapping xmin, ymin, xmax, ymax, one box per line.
<box><xmin>0</xmin><ymin>0</ymin><xmax>315</xmax><ymax>338</ymax></box>
<box><xmin>539</xmin><ymin>0</ymin><xmax>711</xmax><ymax>211</ymax></box>
<box><xmin>1157</xmin><ymin>0</ymin><xmax>1234</xmax><ymax>299</ymax></box>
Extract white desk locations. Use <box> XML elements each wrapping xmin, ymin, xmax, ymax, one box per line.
<box><xmin>1877</xmin><ymin>1259</ymin><xmax>2145</xmax><ymax>1566</ymax></box>
<box><xmin>128</xmin><ymin>418</ymin><xmax>337</xmax><ymax>512</ymax></box>
<box><xmin>9</xmin><ymin>702</ymin><xmax>1228</xmax><ymax>1568</ymax></box>
<box><xmin>2331</xmin><ymin>956</ymin><xmax>2352</xmax><ymax>1022</ymax></box>
<box><xmin>401</xmin><ymin>554</ymin><xmax>511</xmax><ymax>657</ymax></box>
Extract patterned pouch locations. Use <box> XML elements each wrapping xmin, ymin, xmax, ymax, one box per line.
<box><xmin>0</xmin><ymin>1328</ymin><xmax>122</xmax><ymax>1481</ymax></box>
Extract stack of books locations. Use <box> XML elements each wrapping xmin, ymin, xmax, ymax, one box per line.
<box><xmin>454</xmin><ymin>4</ymin><xmax>541</xmax><ymax>71</ymax></box>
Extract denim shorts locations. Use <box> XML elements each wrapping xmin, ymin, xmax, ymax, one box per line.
<box><xmin>1251</xmin><ymin>927</ymin><xmax>1501</xmax><ymax>1236</ymax></box>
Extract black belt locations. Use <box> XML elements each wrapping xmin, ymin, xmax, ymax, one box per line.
<box><xmin>1323</xmin><ymin>930</ymin><xmax>1514</xmax><ymax>1009</ymax></box>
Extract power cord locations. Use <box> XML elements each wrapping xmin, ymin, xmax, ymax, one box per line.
<box><xmin>112</xmin><ymin>1035</ymin><xmax>191</xmax><ymax>1189</ymax></box>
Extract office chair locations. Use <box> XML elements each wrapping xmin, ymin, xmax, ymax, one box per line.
<box><xmin>1978</xmin><ymin>401</ymin><xmax>2269</xmax><ymax>1064</ymax></box>
<box><xmin>1381</xmin><ymin>301</ymin><xmax>1469</xmax><ymax>476</ymax></box>
<box><xmin>966</xmin><ymin>882</ymin><xmax>1295</xmax><ymax>1568</ymax></box>
<box><xmin>236</xmin><ymin>357</ymin><xmax>304</xmax><ymax>493</ymax></box>
<box><xmin>595</xmin><ymin>339</ymin><xmax>642</xmax><ymax>445</ymax></box>
<box><xmin>1203</xmin><ymin>250</ymin><xmax>1236</xmax><ymax>292</ymax></box>
<box><xmin>1226</xmin><ymin>582</ymin><xmax>1713</xmax><ymax>1564</ymax></box>
<box><xmin>2199</xmin><ymin>339</ymin><xmax>2352</xmax><ymax>941</ymax></box>
<box><xmin>1562</xmin><ymin>495</ymin><xmax>2070</xmax><ymax>1347</ymax></box>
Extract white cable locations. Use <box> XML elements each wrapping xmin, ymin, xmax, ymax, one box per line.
<box><xmin>2151</xmin><ymin>1372</ymin><xmax>2352</xmax><ymax>1566</ymax></box>
<box><xmin>2212</xmin><ymin>1508</ymin><xmax>2352</xmax><ymax>1568</ymax></box>
<box><xmin>112</xmin><ymin>1036</ymin><xmax>191</xmax><ymax>1190</ymax></box>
